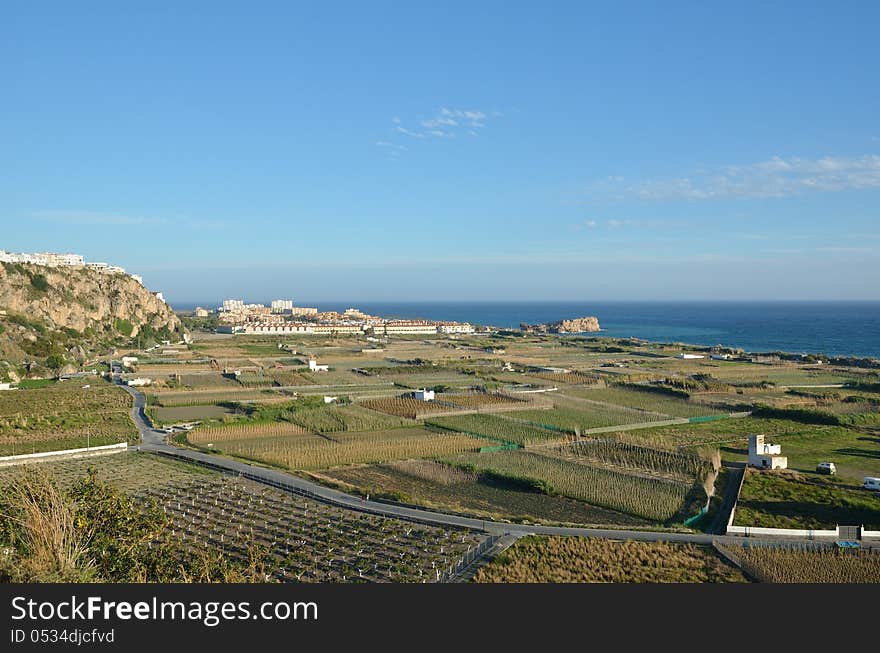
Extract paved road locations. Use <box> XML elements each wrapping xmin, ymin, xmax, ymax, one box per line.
<box><xmin>119</xmin><ymin>383</ymin><xmax>844</xmax><ymax>548</ymax></box>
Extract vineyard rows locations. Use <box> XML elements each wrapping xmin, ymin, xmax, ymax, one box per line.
<box><xmin>723</xmin><ymin>544</ymin><xmax>880</xmax><ymax>583</ymax></box>
<box><xmin>287</xmin><ymin>405</ymin><xmax>411</xmax><ymax>433</ymax></box>
<box><xmin>426</xmin><ymin>413</ymin><xmax>562</xmax><ymax>446</ymax></box>
<box><xmin>567</xmin><ymin>385</ymin><xmax>722</xmax><ymax>418</ymax></box>
<box><xmin>450</xmin><ymin>450</ymin><xmax>690</xmax><ymax>522</ymax></box>
<box><xmin>360</xmin><ymin>397</ymin><xmax>464</xmax><ymax>419</ymax></box>
<box><xmin>557</xmin><ymin>439</ymin><xmax>714</xmax><ymax>483</ymax></box>
<box><xmin>0</xmin><ymin>454</ymin><xmax>485</xmax><ymax>582</ymax></box>
<box><xmin>134</xmin><ymin>476</ymin><xmax>483</xmax><ymax>582</ymax></box>
<box><xmin>506</xmin><ymin>397</ymin><xmax>666</xmax><ymax>433</ymax></box>
<box><xmin>215</xmin><ymin>428</ymin><xmax>485</xmax><ymax>470</ymax></box>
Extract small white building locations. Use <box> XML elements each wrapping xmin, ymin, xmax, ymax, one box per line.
<box><xmin>126</xmin><ymin>378</ymin><xmax>152</xmax><ymax>387</ymax></box>
<box><xmin>710</xmin><ymin>353</ymin><xmax>732</xmax><ymax>361</ymax></box>
<box><xmin>0</xmin><ymin>382</ymin><xmax>14</xmax><ymax>391</ymax></box>
<box><xmin>308</xmin><ymin>359</ymin><xmax>329</xmax><ymax>372</ymax></box>
<box><xmin>414</xmin><ymin>389</ymin><xmax>435</xmax><ymax>401</ymax></box>
<box><xmin>748</xmin><ymin>434</ymin><xmax>787</xmax><ymax>470</ymax></box>
<box><xmin>677</xmin><ymin>353</ymin><xmax>706</xmax><ymax>360</ymax></box>
<box><xmin>121</xmin><ymin>356</ymin><xmax>138</xmax><ymax>368</ymax></box>
<box><xmin>323</xmin><ymin>396</ymin><xmax>338</xmax><ymax>404</ymax></box>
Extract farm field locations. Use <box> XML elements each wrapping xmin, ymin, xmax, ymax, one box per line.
<box><xmin>448</xmin><ymin>450</ymin><xmax>693</xmax><ymax>522</ymax></box>
<box><xmin>473</xmin><ymin>536</ymin><xmax>747</xmax><ymax>583</ymax></box>
<box><xmin>286</xmin><ymin>404</ymin><xmax>411</xmax><ymax>433</ymax></box>
<box><xmin>0</xmin><ymin>380</ymin><xmax>136</xmax><ymax>455</ymax></box>
<box><xmin>526</xmin><ymin>371</ymin><xmax>601</xmax><ymax>385</ymax></box>
<box><xmin>360</xmin><ymin>397</ymin><xmax>466</xmax><ymax>419</ymax></box>
<box><xmin>565</xmin><ymin>385</ymin><xmax>726</xmax><ymax>418</ymax></box>
<box><xmin>730</xmin><ymin>545</ymin><xmax>880</xmax><ymax>583</ymax></box>
<box><xmin>153</xmin><ymin>404</ymin><xmax>238</xmax><ymax>423</ymax></box>
<box><xmin>555</xmin><ymin>439</ymin><xmax>715</xmax><ymax>485</ymax></box>
<box><xmin>427</xmin><ymin>413</ymin><xmax>562</xmax><ymax>446</ymax></box>
<box><xmin>733</xmin><ymin>469</ymin><xmax>880</xmax><ymax>530</ymax></box>
<box><xmin>611</xmin><ymin>416</ymin><xmax>859</xmax><ymax>452</ymax></box>
<box><xmin>201</xmin><ymin>427</ymin><xmax>486</xmax><ymax>471</ymax></box>
<box><xmin>435</xmin><ymin>392</ymin><xmax>531</xmax><ymax>410</ymax></box>
<box><xmin>0</xmin><ymin>452</ymin><xmax>484</xmax><ymax>582</ymax></box>
<box><xmin>320</xmin><ymin>460</ymin><xmax>651</xmax><ymax>527</ymax></box>
<box><xmin>188</xmin><ymin>421</ymin><xmax>312</xmax><ymax>444</ymax></box>
<box><xmin>505</xmin><ymin>396</ymin><xmax>666</xmax><ymax>433</ymax></box>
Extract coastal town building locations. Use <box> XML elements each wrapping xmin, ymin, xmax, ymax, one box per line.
<box><xmin>271</xmin><ymin>299</ymin><xmax>294</xmax><ymax>313</ymax></box>
<box><xmin>437</xmin><ymin>322</ymin><xmax>475</xmax><ymax>334</ymax></box>
<box><xmin>222</xmin><ymin>299</ymin><xmax>246</xmax><ymax>312</ymax></box>
<box><xmin>0</xmin><ymin>249</ymin><xmax>164</xmax><ymax>298</ymax></box>
<box><xmin>215</xmin><ymin>299</ymin><xmax>476</xmax><ymax>338</ymax></box>
<box><xmin>373</xmin><ymin>320</ymin><xmax>439</xmax><ymax>335</ymax></box>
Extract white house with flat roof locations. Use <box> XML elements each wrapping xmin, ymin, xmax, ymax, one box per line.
<box><xmin>748</xmin><ymin>434</ymin><xmax>787</xmax><ymax>470</ymax></box>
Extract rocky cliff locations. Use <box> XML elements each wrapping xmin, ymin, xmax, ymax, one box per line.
<box><xmin>520</xmin><ymin>316</ymin><xmax>601</xmax><ymax>334</ymax></box>
<box><xmin>0</xmin><ymin>262</ymin><xmax>181</xmax><ymax>372</ymax></box>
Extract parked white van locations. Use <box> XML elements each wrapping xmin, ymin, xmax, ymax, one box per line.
<box><xmin>817</xmin><ymin>462</ymin><xmax>836</xmax><ymax>475</ymax></box>
<box><xmin>864</xmin><ymin>477</ymin><xmax>880</xmax><ymax>491</ymax></box>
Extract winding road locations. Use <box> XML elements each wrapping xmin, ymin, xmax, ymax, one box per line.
<box><xmin>119</xmin><ymin>384</ymin><xmax>838</xmax><ymax>548</ymax></box>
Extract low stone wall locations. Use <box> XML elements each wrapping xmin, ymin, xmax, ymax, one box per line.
<box><xmin>0</xmin><ymin>442</ymin><xmax>128</xmax><ymax>467</ymax></box>
<box><xmin>726</xmin><ymin>525</ymin><xmax>839</xmax><ymax>538</ymax></box>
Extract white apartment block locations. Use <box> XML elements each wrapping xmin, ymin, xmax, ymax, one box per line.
<box><xmin>222</xmin><ymin>299</ymin><xmax>245</xmax><ymax>312</ymax></box>
<box><xmin>1</xmin><ymin>251</ymin><xmax>84</xmax><ymax>267</ymax></box>
<box><xmin>375</xmin><ymin>321</ymin><xmax>439</xmax><ymax>335</ymax></box>
<box><xmin>437</xmin><ymin>322</ymin><xmax>475</xmax><ymax>334</ymax></box>
<box><xmin>271</xmin><ymin>299</ymin><xmax>294</xmax><ymax>313</ymax></box>
<box><xmin>1</xmin><ymin>250</ymin><xmax>152</xmax><ymax>289</ymax></box>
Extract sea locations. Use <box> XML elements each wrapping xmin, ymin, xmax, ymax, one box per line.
<box><xmin>172</xmin><ymin>301</ymin><xmax>880</xmax><ymax>360</ymax></box>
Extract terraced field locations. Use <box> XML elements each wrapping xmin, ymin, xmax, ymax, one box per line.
<box><xmin>0</xmin><ymin>381</ymin><xmax>136</xmax><ymax>455</ymax></box>
<box><xmin>322</xmin><ymin>461</ymin><xmax>651</xmax><ymax>527</ymax></box>
<box><xmin>449</xmin><ymin>450</ymin><xmax>692</xmax><ymax>522</ymax></box>
<box><xmin>566</xmin><ymin>385</ymin><xmax>724</xmax><ymax>418</ymax></box>
<box><xmin>427</xmin><ymin>413</ymin><xmax>562</xmax><ymax>446</ymax></box>
<box><xmin>505</xmin><ymin>396</ymin><xmax>666</xmax><ymax>433</ymax></box>
<box><xmin>360</xmin><ymin>397</ymin><xmax>465</xmax><ymax>419</ymax></box>
<box><xmin>209</xmin><ymin>427</ymin><xmax>486</xmax><ymax>470</ymax></box>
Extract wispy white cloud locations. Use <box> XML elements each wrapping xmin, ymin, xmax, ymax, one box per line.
<box><xmin>377</xmin><ymin>106</ymin><xmax>498</xmax><ymax>153</ymax></box>
<box><xmin>394</xmin><ymin>125</ymin><xmax>424</xmax><ymax>139</ymax></box>
<box><xmin>589</xmin><ymin>154</ymin><xmax>880</xmax><ymax>201</ymax></box>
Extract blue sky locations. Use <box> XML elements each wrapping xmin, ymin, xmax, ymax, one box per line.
<box><xmin>2</xmin><ymin>1</ymin><xmax>879</xmax><ymax>303</ymax></box>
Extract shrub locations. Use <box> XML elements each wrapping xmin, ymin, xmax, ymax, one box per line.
<box><xmin>30</xmin><ymin>274</ymin><xmax>50</xmax><ymax>292</ymax></box>
<box><xmin>114</xmin><ymin>318</ymin><xmax>134</xmax><ymax>337</ymax></box>
<box><xmin>45</xmin><ymin>354</ymin><xmax>66</xmax><ymax>370</ymax></box>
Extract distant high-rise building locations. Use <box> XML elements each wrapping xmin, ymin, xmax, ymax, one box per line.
<box><xmin>271</xmin><ymin>299</ymin><xmax>294</xmax><ymax>313</ymax></box>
